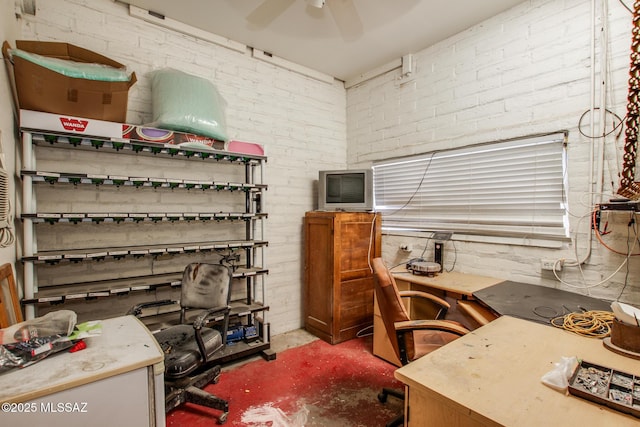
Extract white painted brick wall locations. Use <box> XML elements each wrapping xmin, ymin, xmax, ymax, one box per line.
<box><xmin>0</xmin><ymin>0</ymin><xmax>19</xmax><ymax>266</ymax></box>
<box><xmin>348</xmin><ymin>0</ymin><xmax>640</xmax><ymax>305</ymax></box>
<box><xmin>5</xmin><ymin>0</ymin><xmax>639</xmax><ymax>333</ymax></box>
<box><xmin>10</xmin><ymin>0</ymin><xmax>347</xmax><ymax>333</ymax></box>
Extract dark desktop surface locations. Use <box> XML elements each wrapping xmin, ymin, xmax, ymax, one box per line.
<box><xmin>473</xmin><ymin>281</ymin><xmax>612</xmax><ymax>325</ymax></box>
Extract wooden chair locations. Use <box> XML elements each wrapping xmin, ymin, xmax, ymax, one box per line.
<box><xmin>0</xmin><ymin>263</ymin><xmax>23</xmax><ymax>328</ymax></box>
<box><xmin>372</xmin><ymin>257</ymin><xmax>469</xmax><ymax>427</ymax></box>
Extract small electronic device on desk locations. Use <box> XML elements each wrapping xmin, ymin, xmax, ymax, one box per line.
<box><xmin>405</xmin><ymin>231</ymin><xmax>454</xmax><ymax>276</ymax></box>
<box><xmin>406</xmin><ymin>258</ymin><xmax>441</xmax><ymax>276</ymax></box>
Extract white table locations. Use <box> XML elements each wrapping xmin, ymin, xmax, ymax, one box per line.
<box><xmin>0</xmin><ymin>315</ymin><xmax>165</xmax><ymax>427</ymax></box>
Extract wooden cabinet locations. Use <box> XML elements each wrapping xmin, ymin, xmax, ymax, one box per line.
<box><xmin>303</xmin><ymin>211</ymin><xmax>381</xmax><ymax>344</ymax></box>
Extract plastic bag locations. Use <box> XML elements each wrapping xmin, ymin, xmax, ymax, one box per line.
<box><xmin>148</xmin><ymin>68</ymin><xmax>230</xmax><ymax>142</ymax></box>
<box><xmin>541</xmin><ymin>356</ymin><xmax>579</xmax><ymax>393</ymax></box>
<box><xmin>0</xmin><ymin>336</ymin><xmax>74</xmax><ymax>374</ymax></box>
<box><xmin>0</xmin><ymin>311</ymin><xmax>78</xmax><ymax>375</ymax></box>
<box><xmin>9</xmin><ymin>48</ymin><xmax>132</xmax><ymax>82</ymax></box>
<box><xmin>241</xmin><ymin>403</ymin><xmax>309</xmax><ymax>427</ymax></box>
<box><xmin>0</xmin><ymin>310</ymin><xmax>77</xmax><ymax>345</ymax></box>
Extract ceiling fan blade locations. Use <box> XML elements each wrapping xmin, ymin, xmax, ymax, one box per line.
<box><xmin>246</xmin><ymin>0</ymin><xmax>296</xmax><ymax>30</ymax></box>
<box><xmin>327</xmin><ymin>0</ymin><xmax>363</xmax><ymax>41</ymax></box>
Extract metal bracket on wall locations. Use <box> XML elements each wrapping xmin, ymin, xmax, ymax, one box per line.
<box><xmin>17</xmin><ymin>0</ymin><xmax>36</xmax><ymax>16</ymax></box>
<box><xmin>432</xmin><ymin>231</ymin><xmax>453</xmax><ymax>241</ymax></box>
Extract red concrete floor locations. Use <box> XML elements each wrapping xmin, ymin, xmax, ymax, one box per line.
<box><xmin>166</xmin><ymin>334</ymin><xmax>404</xmax><ymax>426</ymax></box>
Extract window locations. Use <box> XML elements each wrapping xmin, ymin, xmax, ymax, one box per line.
<box><xmin>372</xmin><ymin>132</ymin><xmax>569</xmax><ymax>241</ymax></box>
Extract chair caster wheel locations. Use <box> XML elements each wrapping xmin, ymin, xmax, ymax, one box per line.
<box><xmin>217</xmin><ymin>412</ymin><xmax>228</xmax><ymax>424</ymax></box>
<box><xmin>378</xmin><ymin>392</ymin><xmax>387</xmax><ymax>403</ymax></box>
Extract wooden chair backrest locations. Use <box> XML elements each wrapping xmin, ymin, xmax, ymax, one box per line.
<box><xmin>0</xmin><ymin>263</ymin><xmax>23</xmax><ymax>328</ymax></box>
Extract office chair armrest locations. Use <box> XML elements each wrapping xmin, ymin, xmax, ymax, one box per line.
<box><xmin>127</xmin><ymin>299</ymin><xmax>176</xmax><ymax>317</ymax></box>
<box><xmin>398</xmin><ymin>290</ymin><xmax>450</xmax><ymax>309</ymax></box>
<box><xmin>192</xmin><ymin>305</ymin><xmax>232</xmax><ymax>330</ymax></box>
<box><xmin>394</xmin><ymin>319</ymin><xmax>470</xmax><ymax>336</ymax></box>
<box><xmin>193</xmin><ymin>305</ymin><xmax>232</xmax><ymax>363</ymax></box>
<box><xmin>398</xmin><ymin>290</ymin><xmax>450</xmax><ymax>319</ymax></box>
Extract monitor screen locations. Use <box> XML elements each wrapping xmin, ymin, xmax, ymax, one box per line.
<box><xmin>318</xmin><ymin>169</ymin><xmax>373</xmax><ymax>211</ymax></box>
<box><xmin>326</xmin><ymin>173</ymin><xmax>365</xmax><ymax>204</ymax></box>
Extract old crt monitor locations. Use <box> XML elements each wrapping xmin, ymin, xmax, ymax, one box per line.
<box><xmin>318</xmin><ymin>169</ymin><xmax>373</xmax><ymax>211</ymax></box>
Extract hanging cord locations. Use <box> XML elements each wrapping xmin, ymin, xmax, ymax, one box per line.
<box><xmin>356</xmin><ymin>324</ymin><xmax>373</xmax><ymax>338</ymax></box>
<box><xmin>615</xmin><ymin>219</ymin><xmax>636</xmax><ymax>299</ymax></box>
<box><xmin>578</xmin><ymin>108</ymin><xmax>625</xmax><ymax>189</ymax></box>
<box><xmin>386</xmin><ymin>152</ymin><xmax>437</xmax><ymax>216</ymax></box>
<box><xmin>577</xmin><ymin>107</ymin><xmax>625</xmax><ymax>139</ymax></box>
<box><xmin>551</xmin><ymin>310</ymin><xmax>615</xmax><ymax>338</ymax></box>
<box><xmin>419</xmin><ymin>236</ymin><xmax>431</xmax><ymax>259</ymax></box>
<box><xmin>0</xmin><ymin>142</ymin><xmax>14</xmax><ymax>248</ymax></box>
<box><xmin>620</xmin><ymin>0</ymin><xmax>633</xmax><ymax>14</ymax></box>
<box><xmin>553</xmin><ymin>209</ymin><xmax>638</xmax><ymax>289</ymax></box>
<box><xmin>443</xmin><ymin>239</ymin><xmax>457</xmax><ymax>272</ymax></box>
<box><xmin>366</xmin><ymin>212</ymin><xmax>378</xmax><ymax>273</ymax></box>
<box><xmin>593</xmin><ymin>209</ymin><xmax>640</xmax><ymax>256</ymax></box>
<box><xmin>0</xmin><ymin>200</ymin><xmax>15</xmax><ymax>248</ymax></box>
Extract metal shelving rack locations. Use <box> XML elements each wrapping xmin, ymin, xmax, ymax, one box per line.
<box><xmin>19</xmin><ymin>115</ymin><xmax>271</xmax><ymax>363</ymax></box>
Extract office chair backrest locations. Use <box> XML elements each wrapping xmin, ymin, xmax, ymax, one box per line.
<box><xmin>181</xmin><ymin>263</ymin><xmax>231</xmax><ymax>310</ymax></box>
<box><xmin>372</xmin><ymin>257</ymin><xmax>412</xmax><ymax>363</ymax></box>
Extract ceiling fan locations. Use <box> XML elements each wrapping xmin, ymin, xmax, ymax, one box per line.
<box><xmin>246</xmin><ymin>0</ymin><xmax>363</xmax><ymax>41</ymax></box>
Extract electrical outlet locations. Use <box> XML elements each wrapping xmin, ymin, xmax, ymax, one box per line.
<box><xmin>399</xmin><ymin>244</ymin><xmax>413</xmax><ymax>252</ymax></box>
<box><xmin>541</xmin><ymin>258</ymin><xmax>562</xmax><ymax>271</ymax></box>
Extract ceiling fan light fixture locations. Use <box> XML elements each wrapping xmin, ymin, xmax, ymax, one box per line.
<box><xmin>307</xmin><ymin>0</ymin><xmax>326</xmax><ymax>9</ymax></box>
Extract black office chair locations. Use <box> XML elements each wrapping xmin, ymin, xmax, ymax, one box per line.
<box><xmin>129</xmin><ymin>262</ymin><xmax>232</xmax><ymax>424</ymax></box>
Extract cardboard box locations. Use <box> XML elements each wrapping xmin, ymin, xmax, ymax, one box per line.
<box><xmin>2</xmin><ymin>40</ymin><xmax>136</xmax><ymax>122</ymax></box>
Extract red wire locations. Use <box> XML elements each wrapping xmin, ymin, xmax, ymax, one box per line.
<box><xmin>592</xmin><ymin>209</ymin><xmax>640</xmax><ymax>256</ymax></box>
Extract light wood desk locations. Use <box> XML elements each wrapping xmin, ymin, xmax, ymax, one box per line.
<box><xmin>0</xmin><ymin>315</ymin><xmax>165</xmax><ymax>427</ymax></box>
<box><xmin>389</xmin><ymin>268</ymin><xmax>504</xmax><ymax>299</ymax></box>
<box><xmin>374</xmin><ymin>268</ymin><xmax>504</xmax><ymax>366</ymax></box>
<box><xmin>395</xmin><ymin>316</ymin><xmax>640</xmax><ymax>427</ymax></box>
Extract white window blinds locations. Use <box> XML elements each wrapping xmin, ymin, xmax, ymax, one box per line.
<box><xmin>372</xmin><ymin>132</ymin><xmax>569</xmax><ymax>240</ymax></box>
